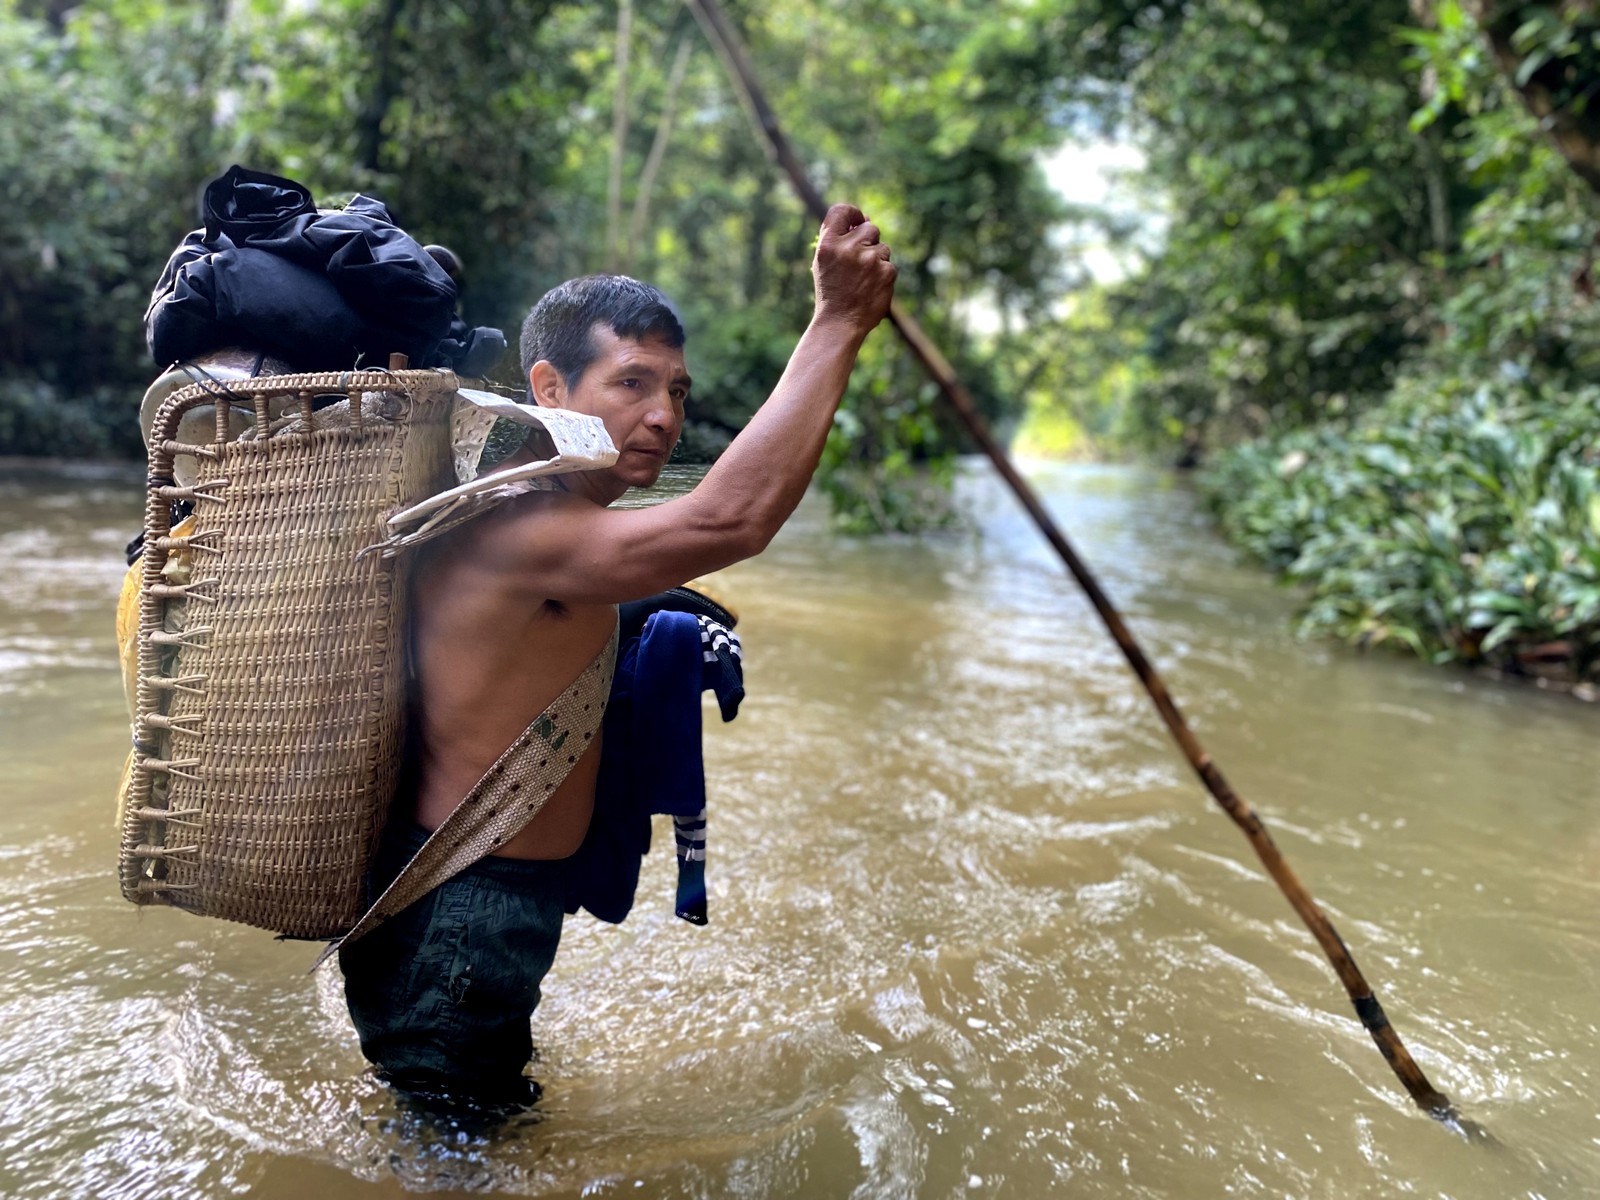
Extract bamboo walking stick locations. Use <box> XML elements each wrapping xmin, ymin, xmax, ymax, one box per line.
<box><xmin>688</xmin><ymin>0</ymin><xmax>1486</xmax><ymax>1140</ymax></box>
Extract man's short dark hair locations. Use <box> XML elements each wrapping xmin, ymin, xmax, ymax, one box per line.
<box><xmin>518</xmin><ymin>274</ymin><xmax>686</xmax><ymax>391</ymax></box>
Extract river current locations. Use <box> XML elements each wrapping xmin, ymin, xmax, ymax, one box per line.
<box><xmin>1</xmin><ymin>459</ymin><xmax>1596</xmax><ymax>1198</ymax></box>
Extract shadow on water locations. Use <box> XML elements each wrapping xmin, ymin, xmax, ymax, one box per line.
<box><xmin>2</xmin><ymin>460</ymin><xmax>1598</xmax><ymax>1197</ymax></box>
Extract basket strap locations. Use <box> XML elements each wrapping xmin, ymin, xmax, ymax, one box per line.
<box><xmin>313</xmin><ymin>619</ymin><xmax>619</xmax><ymax>968</ymax></box>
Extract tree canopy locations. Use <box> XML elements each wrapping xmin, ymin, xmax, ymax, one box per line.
<box><xmin>1028</xmin><ymin>0</ymin><xmax>1600</xmax><ymax>454</ymax></box>
<box><xmin>1</xmin><ymin>0</ymin><xmax>1079</xmax><ymax>525</ymax></box>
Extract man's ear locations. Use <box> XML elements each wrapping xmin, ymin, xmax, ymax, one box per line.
<box><xmin>528</xmin><ymin>360</ymin><xmax>566</xmax><ymax>409</ymax></box>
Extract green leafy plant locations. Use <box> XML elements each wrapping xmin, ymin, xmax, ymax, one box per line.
<box><xmin>1202</xmin><ymin>376</ymin><xmax>1600</xmax><ymax>683</ymax></box>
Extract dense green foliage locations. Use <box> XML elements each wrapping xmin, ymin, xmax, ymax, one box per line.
<box><xmin>1203</xmin><ymin>377</ymin><xmax>1600</xmax><ymax>684</ymax></box>
<box><xmin>0</xmin><ymin>0</ymin><xmax>1079</xmax><ymax>528</ymax></box>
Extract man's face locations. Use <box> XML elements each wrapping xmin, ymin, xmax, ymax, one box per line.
<box><xmin>537</xmin><ymin>325</ymin><xmax>690</xmax><ymax>491</ymax></box>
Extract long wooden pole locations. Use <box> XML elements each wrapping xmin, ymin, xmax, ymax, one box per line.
<box><xmin>688</xmin><ymin>0</ymin><xmax>1484</xmax><ymax>1139</ymax></box>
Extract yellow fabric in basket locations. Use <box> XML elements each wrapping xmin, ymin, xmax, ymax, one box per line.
<box><xmin>115</xmin><ymin>516</ymin><xmax>197</xmax><ymax>825</ymax></box>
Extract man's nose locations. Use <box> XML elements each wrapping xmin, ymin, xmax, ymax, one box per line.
<box><xmin>644</xmin><ymin>391</ymin><xmax>680</xmax><ymax>432</ymax></box>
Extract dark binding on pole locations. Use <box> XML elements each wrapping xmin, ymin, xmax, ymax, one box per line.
<box><xmin>689</xmin><ymin>0</ymin><xmax>1485</xmax><ymax>1139</ymax></box>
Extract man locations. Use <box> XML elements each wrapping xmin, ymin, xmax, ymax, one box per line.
<box><xmin>339</xmin><ymin>203</ymin><xmax>895</xmax><ymax>1105</ymax></box>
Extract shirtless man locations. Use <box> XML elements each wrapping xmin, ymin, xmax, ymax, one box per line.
<box><xmin>339</xmin><ymin>204</ymin><xmax>895</xmax><ymax>1104</ymax></box>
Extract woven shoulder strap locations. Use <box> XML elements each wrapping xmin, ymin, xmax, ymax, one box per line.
<box><xmin>314</xmin><ymin>620</ymin><xmax>618</xmax><ymax>968</ymax></box>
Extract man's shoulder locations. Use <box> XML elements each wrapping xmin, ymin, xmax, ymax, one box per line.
<box><xmin>464</xmin><ymin>481</ymin><xmax>593</xmax><ymax>540</ymax></box>
<box><xmin>421</xmin><ymin>481</ymin><xmax>599</xmax><ymax>587</ymax></box>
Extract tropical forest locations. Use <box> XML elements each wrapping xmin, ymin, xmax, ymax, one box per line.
<box><xmin>3</xmin><ymin>2</ymin><xmax>1600</xmax><ymax>1193</ymax></box>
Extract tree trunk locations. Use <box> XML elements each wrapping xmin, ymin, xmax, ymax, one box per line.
<box><xmin>743</xmin><ymin>177</ymin><xmax>773</xmax><ymax>304</ymax></box>
<box><xmin>1469</xmin><ymin>1</ymin><xmax>1600</xmax><ymax>196</ymax></box>
<box><xmin>605</xmin><ymin>0</ymin><xmax>634</xmax><ymax>271</ymax></box>
<box><xmin>359</xmin><ymin>0</ymin><xmax>410</xmax><ymax>175</ymax></box>
<box><xmin>1416</xmin><ymin>123</ymin><xmax>1453</xmax><ymax>252</ymax></box>
<box><xmin>623</xmin><ymin>34</ymin><xmax>694</xmax><ymax>272</ymax></box>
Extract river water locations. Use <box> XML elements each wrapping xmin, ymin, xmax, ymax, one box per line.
<box><xmin>2</xmin><ymin>459</ymin><xmax>1596</xmax><ymax>1199</ymax></box>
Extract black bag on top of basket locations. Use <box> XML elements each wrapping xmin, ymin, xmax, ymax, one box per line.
<box><xmin>144</xmin><ymin>164</ymin><xmax>505</xmax><ymax>377</ymax></box>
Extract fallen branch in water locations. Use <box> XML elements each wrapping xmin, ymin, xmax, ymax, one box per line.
<box><xmin>688</xmin><ymin>0</ymin><xmax>1487</xmax><ymax>1141</ymax></box>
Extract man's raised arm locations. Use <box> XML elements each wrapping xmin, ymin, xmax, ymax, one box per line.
<box><xmin>483</xmin><ymin>203</ymin><xmax>898</xmax><ymax>603</ymax></box>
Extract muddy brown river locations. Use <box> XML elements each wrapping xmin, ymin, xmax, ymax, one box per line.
<box><xmin>1</xmin><ymin>459</ymin><xmax>1596</xmax><ymax>1198</ymax></box>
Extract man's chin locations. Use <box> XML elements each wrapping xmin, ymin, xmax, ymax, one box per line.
<box><xmin>619</xmin><ymin>457</ymin><xmax>667</xmax><ymax>489</ymax></box>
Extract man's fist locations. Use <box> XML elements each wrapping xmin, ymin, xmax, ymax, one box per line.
<box><xmin>812</xmin><ymin>203</ymin><xmax>897</xmax><ymax>334</ymax></box>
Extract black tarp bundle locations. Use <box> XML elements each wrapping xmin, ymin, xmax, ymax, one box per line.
<box><xmin>145</xmin><ymin>165</ymin><xmax>505</xmax><ymax>376</ymax></box>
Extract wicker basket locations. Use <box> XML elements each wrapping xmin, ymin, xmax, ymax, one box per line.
<box><xmin>119</xmin><ymin>368</ymin><xmax>458</xmax><ymax>937</ymax></box>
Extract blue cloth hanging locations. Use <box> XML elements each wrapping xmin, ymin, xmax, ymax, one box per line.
<box><xmin>560</xmin><ymin>605</ymin><xmax>743</xmax><ymax>926</ymax></box>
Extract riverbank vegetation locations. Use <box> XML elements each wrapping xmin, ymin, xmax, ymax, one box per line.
<box><xmin>1202</xmin><ymin>377</ymin><xmax>1600</xmax><ymax>690</ymax></box>
<box><xmin>1023</xmin><ymin>0</ymin><xmax>1600</xmax><ymax>687</ymax></box>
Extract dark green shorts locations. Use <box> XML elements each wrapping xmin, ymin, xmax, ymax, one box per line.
<box><xmin>338</xmin><ymin>822</ymin><xmax>566</xmax><ymax>1105</ymax></box>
